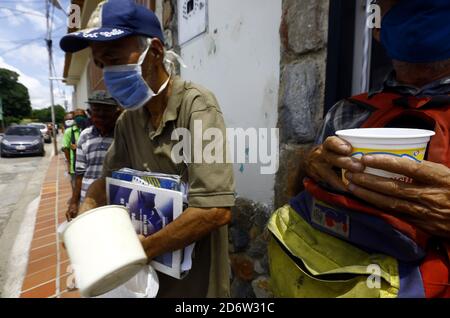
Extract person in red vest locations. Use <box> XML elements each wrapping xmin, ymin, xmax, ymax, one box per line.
<box><xmin>283</xmin><ymin>0</ymin><xmax>450</xmax><ymax>298</ymax></box>
<box><xmin>305</xmin><ymin>0</ymin><xmax>450</xmax><ymax>239</ymax></box>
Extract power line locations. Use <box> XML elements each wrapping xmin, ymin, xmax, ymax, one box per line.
<box><xmin>0</xmin><ymin>1</ymin><xmax>45</xmax><ymax>3</ymax></box>
<box><xmin>0</xmin><ymin>6</ymin><xmax>46</xmax><ymax>19</ymax></box>
<box><xmin>45</xmin><ymin>0</ymin><xmax>58</xmax><ymax>154</ymax></box>
<box><xmin>0</xmin><ymin>35</ymin><xmax>43</xmax><ymax>43</ymax></box>
<box><xmin>0</xmin><ymin>12</ymin><xmax>25</xmax><ymax>19</ymax></box>
<box><xmin>51</xmin><ymin>53</ymin><xmax>65</xmax><ymax>98</ymax></box>
<box><xmin>49</xmin><ymin>0</ymin><xmax>55</xmax><ymax>38</ymax></box>
<box><xmin>49</xmin><ymin>0</ymin><xmax>64</xmax><ymax>97</ymax></box>
<box><xmin>0</xmin><ymin>5</ymin><xmax>46</xmax><ymax>17</ymax></box>
<box><xmin>0</xmin><ymin>38</ymin><xmax>42</xmax><ymax>56</ymax></box>
<box><xmin>0</xmin><ymin>24</ymin><xmax>66</xmax><ymax>56</ymax></box>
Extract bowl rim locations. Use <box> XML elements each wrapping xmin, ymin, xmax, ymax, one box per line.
<box><xmin>336</xmin><ymin>128</ymin><xmax>436</xmax><ymax>140</ymax></box>
<box><xmin>62</xmin><ymin>205</ymin><xmax>129</xmax><ymax>237</ymax></box>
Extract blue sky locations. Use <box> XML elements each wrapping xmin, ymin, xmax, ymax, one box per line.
<box><xmin>0</xmin><ymin>0</ymin><xmax>73</xmax><ymax>110</ymax></box>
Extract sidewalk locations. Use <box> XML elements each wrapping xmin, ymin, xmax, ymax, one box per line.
<box><xmin>20</xmin><ymin>154</ymin><xmax>80</xmax><ymax>298</ymax></box>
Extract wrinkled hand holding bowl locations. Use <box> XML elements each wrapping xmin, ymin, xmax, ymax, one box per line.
<box><xmin>336</xmin><ymin>128</ymin><xmax>435</xmax><ymax>183</ymax></box>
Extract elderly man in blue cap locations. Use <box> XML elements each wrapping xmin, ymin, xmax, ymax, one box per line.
<box><xmin>60</xmin><ymin>0</ymin><xmax>235</xmax><ymax>298</ymax></box>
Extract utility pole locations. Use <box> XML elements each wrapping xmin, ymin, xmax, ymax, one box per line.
<box><xmin>64</xmin><ymin>96</ymin><xmax>68</xmax><ymax>112</ymax></box>
<box><xmin>46</xmin><ymin>0</ymin><xmax>58</xmax><ymax>155</ymax></box>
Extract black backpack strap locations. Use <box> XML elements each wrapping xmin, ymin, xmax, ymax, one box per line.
<box><xmin>70</xmin><ymin>128</ymin><xmax>77</xmax><ymax>173</ymax></box>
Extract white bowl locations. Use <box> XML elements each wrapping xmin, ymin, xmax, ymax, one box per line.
<box><xmin>336</xmin><ymin>128</ymin><xmax>435</xmax><ymax>148</ymax></box>
<box><xmin>336</xmin><ymin>128</ymin><xmax>435</xmax><ymax>182</ymax></box>
<box><xmin>62</xmin><ymin>205</ymin><xmax>148</xmax><ymax>297</ymax></box>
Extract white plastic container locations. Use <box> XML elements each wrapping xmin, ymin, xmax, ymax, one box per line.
<box><xmin>336</xmin><ymin>128</ymin><xmax>435</xmax><ymax>182</ymax></box>
<box><xmin>62</xmin><ymin>205</ymin><xmax>148</xmax><ymax>298</ymax></box>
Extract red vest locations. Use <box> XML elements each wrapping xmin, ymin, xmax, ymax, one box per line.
<box><xmin>350</xmin><ymin>92</ymin><xmax>450</xmax><ymax>166</ymax></box>
<box><xmin>307</xmin><ymin>92</ymin><xmax>450</xmax><ymax>298</ymax></box>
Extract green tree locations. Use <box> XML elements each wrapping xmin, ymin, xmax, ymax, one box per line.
<box><xmin>0</xmin><ymin>68</ymin><xmax>32</xmax><ymax>125</ymax></box>
<box><xmin>31</xmin><ymin>105</ymin><xmax>66</xmax><ymax>124</ymax></box>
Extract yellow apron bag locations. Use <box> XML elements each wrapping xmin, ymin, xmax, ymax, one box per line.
<box><xmin>267</xmin><ymin>205</ymin><xmax>400</xmax><ymax>298</ymax></box>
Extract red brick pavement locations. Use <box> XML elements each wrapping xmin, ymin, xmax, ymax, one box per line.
<box><xmin>20</xmin><ymin>155</ymin><xmax>80</xmax><ymax>298</ymax></box>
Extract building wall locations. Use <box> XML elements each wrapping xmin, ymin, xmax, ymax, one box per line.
<box><xmin>179</xmin><ymin>0</ymin><xmax>282</xmax><ymax>206</ymax></box>
<box><xmin>160</xmin><ymin>0</ymin><xmax>329</xmax><ymax>298</ymax></box>
<box><xmin>89</xmin><ymin>59</ymin><xmax>106</xmax><ymax>93</ymax></box>
<box><xmin>275</xmin><ymin>0</ymin><xmax>330</xmax><ymax>208</ymax></box>
<box><xmin>74</xmin><ymin>63</ymin><xmax>89</xmax><ymax>110</ymax></box>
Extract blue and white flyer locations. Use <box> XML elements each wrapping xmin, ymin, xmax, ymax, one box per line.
<box><xmin>106</xmin><ymin>177</ymin><xmax>184</xmax><ymax>279</ymax></box>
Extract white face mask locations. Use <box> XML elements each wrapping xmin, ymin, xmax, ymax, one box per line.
<box><xmin>65</xmin><ymin>119</ymin><xmax>74</xmax><ymax>127</ymax></box>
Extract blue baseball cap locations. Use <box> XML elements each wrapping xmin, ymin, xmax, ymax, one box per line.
<box><xmin>381</xmin><ymin>0</ymin><xmax>450</xmax><ymax>63</ymax></box>
<box><xmin>60</xmin><ymin>0</ymin><xmax>164</xmax><ymax>53</ymax></box>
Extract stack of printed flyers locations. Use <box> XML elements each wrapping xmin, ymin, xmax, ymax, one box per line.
<box><xmin>106</xmin><ymin>168</ymin><xmax>193</xmax><ymax>279</ymax></box>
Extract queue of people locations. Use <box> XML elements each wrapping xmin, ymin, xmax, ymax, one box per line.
<box><xmin>66</xmin><ymin>91</ymin><xmax>122</xmax><ymax>221</ymax></box>
<box><xmin>57</xmin><ymin>0</ymin><xmax>450</xmax><ymax>298</ymax></box>
<box><xmin>62</xmin><ymin>109</ymin><xmax>88</xmax><ymax>190</ymax></box>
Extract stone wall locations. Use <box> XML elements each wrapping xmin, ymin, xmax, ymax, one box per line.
<box><xmin>163</xmin><ymin>0</ymin><xmax>177</xmax><ymax>50</ymax></box>
<box><xmin>228</xmin><ymin>1</ymin><xmax>329</xmax><ymax>298</ymax></box>
<box><xmin>161</xmin><ymin>0</ymin><xmax>329</xmax><ymax>298</ymax></box>
<box><xmin>276</xmin><ymin>0</ymin><xmax>329</xmax><ymax>207</ymax></box>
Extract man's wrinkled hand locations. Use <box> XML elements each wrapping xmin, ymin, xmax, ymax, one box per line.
<box><xmin>66</xmin><ymin>201</ymin><xmax>79</xmax><ymax>222</ymax></box>
<box><xmin>138</xmin><ymin>234</ymin><xmax>152</xmax><ymax>264</ymax></box>
<box><xmin>346</xmin><ymin>155</ymin><xmax>450</xmax><ymax>239</ymax></box>
<box><xmin>305</xmin><ymin>136</ymin><xmax>365</xmax><ymax>192</ymax></box>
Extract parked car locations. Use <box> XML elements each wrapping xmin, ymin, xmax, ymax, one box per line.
<box><xmin>0</xmin><ymin>125</ymin><xmax>45</xmax><ymax>157</ymax></box>
<box><xmin>28</xmin><ymin>123</ymin><xmax>52</xmax><ymax>143</ymax></box>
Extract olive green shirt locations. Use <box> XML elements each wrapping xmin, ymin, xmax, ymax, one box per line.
<box><xmin>102</xmin><ymin>77</ymin><xmax>235</xmax><ymax>298</ymax></box>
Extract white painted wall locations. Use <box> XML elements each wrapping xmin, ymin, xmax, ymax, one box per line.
<box><xmin>75</xmin><ymin>63</ymin><xmax>89</xmax><ymax>110</ymax></box>
<box><xmin>180</xmin><ymin>0</ymin><xmax>282</xmax><ymax>205</ymax></box>
<box><xmin>352</xmin><ymin>1</ymin><xmax>373</xmax><ymax>95</ymax></box>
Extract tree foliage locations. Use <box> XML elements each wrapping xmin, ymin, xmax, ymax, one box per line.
<box><xmin>0</xmin><ymin>68</ymin><xmax>32</xmax><ymax>124</ymax></box>
<box><xmin>31</xmin><ymin>105</ymin><xmax>66</xmax><ymax>124</ymax></box>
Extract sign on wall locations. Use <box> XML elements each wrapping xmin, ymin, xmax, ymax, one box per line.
<box><xmin>177</xmin><ymin>0</ymin><xmax>208</xmax><ymax>45</ymax></box>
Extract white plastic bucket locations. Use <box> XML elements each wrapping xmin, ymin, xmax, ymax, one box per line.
<box><xmin>336</xmin><ymin>128</ymin><xmax>435</xmax><ymax>182</ymax></box>
<box><xmin>62</xmin><ymin>205</ymin><xmax>148</xmax><ymax>298</ymax></box>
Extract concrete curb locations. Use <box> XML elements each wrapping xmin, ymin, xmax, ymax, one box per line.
<box><xmin>0</xmin><ymin>143</ymin><xmax>56</xmax><ymax>297</ymax></box>
<box><xmin>0</xmin><ymin>196</ymin><xmax>40</xmax><ymax>298</ymax></box>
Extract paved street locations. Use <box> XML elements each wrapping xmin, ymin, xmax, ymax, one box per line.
<box><xmin>0</xmin><ymin>143</ymin><xmax>54</xmax><ymax>237</ymax></box>
<box><xmin>0</xmin><ymin>141</ymin><xmax>57</xmax><ymax>296</ymax></box>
